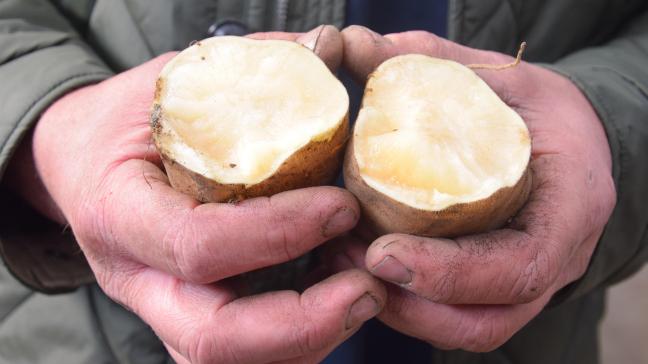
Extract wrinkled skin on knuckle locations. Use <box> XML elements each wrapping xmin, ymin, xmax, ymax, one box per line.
<box><xmin>463</xmin><ymin>318</ymin><xmax>510</xmax><ymax>352</ymax></box>
<box><xmin>292</xmin><ymin>314</ymin><xmax>330</xmax><ymax>356</ymax></box>
<box><xmin>255</xmin><ymin>193</ymin><xmax>325</xmax><ymax>260</ymax></box>
<box><xmin>265</xmin><ymin>221</ymin><xmax>297</xmax><ymax>262</ymax></box>
<box><xmin>424</xmin><ymin>250</ymin><xmax>462</xmax><ymax>303</ymax></box>
<box><xmin>442</xmin><ymin>310</ymin><xmax>510</xmax><ymax>353</ymax></box>
<box><xmin>93</xmin><ymin>264</ymin><xmax>146</xmax><ymax>315</ymax></box>
<box><xmin>71</xmin><ymin>188</ymin><xmax>122</xmax><ymax>268</ymax></box>
<box><xmin>263</xmin><ymin>197</ymin><xmax>304</xmax><ymax>261</ymax></box>
<box><xmin>296</xmin><ymin>291</ymin><xmax>343</xmax><ymax>354</ymax></box>
<box><xmin>166</xmin><ymin>211</ymin><xmax>215</xmax><ymax>283</ymax></box>
<box><xmin>180</xmin><ymin>326</ymin><xmax>222</xmax><ymax>364</ymax></box>
<box><xmin>510</xmin><ymin>246</ymin><xmax>552</xmax><ymax>303</ymax></box>
<box><xmin>177</xmin><ymin>302</ymin><xmax>246</xmax><ymax>364</ymax></box>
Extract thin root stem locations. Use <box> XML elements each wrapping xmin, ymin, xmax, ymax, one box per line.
<box><xmin>467</xmin><ymin>42</ymin><xmax>527</xmax><ymax>71</ymax></box>
<box><xmin>311</xmin><ymin>24</ymin><xmax>326</xmax><ymax>52</ymax></box>
<box><xmin>143</xmin><ymin>138</ymin><xmax>153</xmax><ymax>189</ymax></box>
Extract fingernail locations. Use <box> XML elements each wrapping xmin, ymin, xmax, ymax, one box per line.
<box><xmin>322</xmin><ymin>207</ymin><xmax>357</xmax><ymax>237</ymax></box>
<box><xmin>299</xmin><ymin>25</ymin><xmax>327</xmax><ymax>51</ymax></box>
<box><xmin>346</xmin><ymin>293</ymin><xmax>380</xmax><ymax>329</ymax></box>
<box><xmin>371</xmin><ymin>256</ymin><xmax>412</xmax><ymax>285</ymax></box>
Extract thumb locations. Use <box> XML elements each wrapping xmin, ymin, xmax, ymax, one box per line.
<box><xmin>341</xmin><ymin>25</ymin><xmax>526</xmax><ymax>94</ymax></box>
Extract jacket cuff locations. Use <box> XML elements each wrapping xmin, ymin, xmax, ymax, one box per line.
<box><xmin>544</xmin><ymin>62</ymin><xmax>648</xmax><ymax>304</ymax></box>
<box><xmin>0</xmin><ymin>42</ymin><xmax>112</xmax><ymax>293</ymax></box>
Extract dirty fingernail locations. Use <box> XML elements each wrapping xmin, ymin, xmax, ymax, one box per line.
<box><xmin>322</xmin><ymin>207</ymin><xmax>357</xmax><ymax>237</ymax></box>
<box><xmin>346</xmin><ymin>293</ymin><xmax>380</xmax><ymax>329</ymax></box>
<box><xmin>299</xmin><ymin>24</ymin><xmax>327</xmax><ymax>51</ymax></box>
<box><xmin>371</xmin><ymin>256</ymin><xmax>412</xmax><ymax>285</ymax></box>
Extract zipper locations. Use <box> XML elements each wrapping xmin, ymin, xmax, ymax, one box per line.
<box><xmin>275</xmin><ymin>0</ymin><xmax>290</xmax><ymax>31</ymax></box>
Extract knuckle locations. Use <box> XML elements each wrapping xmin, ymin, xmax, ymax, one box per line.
<box><xmin>418</xmin><ymin>31</ymin><xmax>442</xmax><ymax>53</ymax></box>
<box><xmin>183</xmin><ymin>322</ymin><xmax>244</xmax><ymax>364</ymax></box>
<box><xmin>73</xmin><ymin>194</ymin><xmax>111</xmax><ymax>251</ymax></box>
<box><xmin>291</xmin><ymin>316</ymin><xmax>328</xmax><ymax>355</ymax></box>
<box><xmin>511</xmin><ymin>244</ymin><xmax>554</xmax><ymax>303</ymax></box>
<box><xmin>290</xmin><ymin>319</ymin><xmax>324</xmax><ymax>355</ymax></box>
<box><xmin>95</xmin><ymin>265</ymin><xmax>145</xmax><ymax>314</ymax></box>
<box><xmin>263</xmin><ymin>196</ymin><xmax>305</xmax><ymax>261</ymax></box>
<box><xmin>470</xmin><ymin>320</ymin><xmax>508</xmax><ymax>352</ymax></box>
<box><xmin>426</xmin><ymin>258</ymin><xmax>459</xmax><ymax>303</ymax></box>
<box><xmin>72</xmin><ymin>191</ymin><xmax>121</xmax><ymax>266</ymax></box>
<box><xmin>456</xmin><ymin>315</ymin><xmax>509</xmax><ymax>352</ymax></box>
<box><xmin>265</xmin><ymin>220</ymin><xmax>299</xmax><ymax>262</ymax></box>
<box><xmin>94</xmin><ymin>270</ymin><xmax>124</xmax><ymax>304</ymax></box>
<box><xmin>413</xmin><ymin>240</ymin><xmax>462</xmax><ymax>303</ymax></box>
<box><xmin>166</xmin><ymin>212</ymin><xmax>213</xmax><ymax>283</ymax></box>
<box><xmin>184</xmin><ymin>330</ymin><xmax>219</xmax><ymax>364</ymax></box>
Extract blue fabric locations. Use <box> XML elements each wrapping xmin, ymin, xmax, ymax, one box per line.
<box><xmin>345</xmin><ymin>0</ymin><xmax>448</xmax><ymax>36</ymax></box>
<box><xmin>326</xmin><ymin>2</ymin><xmax>449</xmax><ymax>363</ymax></box>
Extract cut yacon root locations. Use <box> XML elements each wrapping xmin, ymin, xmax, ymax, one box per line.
<box><xmin>344</xmin><ymin>54</ymin><xmax>532</xmax><ymax>237</ymax></box>
<box><xmin>152</xmin><ymin>36</ymin><xmax>349</xmax><ymax>202</ymax></box>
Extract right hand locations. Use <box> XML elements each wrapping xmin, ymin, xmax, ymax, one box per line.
<box><xmin>21</xmin><ymin>26</ymin><xmax>386</xmax><ymax>363</ymax></box>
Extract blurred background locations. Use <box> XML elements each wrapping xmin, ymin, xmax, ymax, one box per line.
<box><xmin>601</xmin><ymin>264</ymin><xmax>648</xmax><ymax>363</ymax></box>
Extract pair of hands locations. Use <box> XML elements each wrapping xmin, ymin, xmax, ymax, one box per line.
<box><xmin>10</xmin><ymin>25</ymin><xmax>615</xmax><ymax>363</ymax></box>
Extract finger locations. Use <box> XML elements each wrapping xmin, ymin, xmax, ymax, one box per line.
<box><xmin>248</xmin><ymin>25</ymin><xmax>343</xmax><ymax>71</ymax></box>
<box><xmin>111</xmin><ymin>268</ymin><xmax>385</xmax><ymax>364</ymax></box>
<box><xmin>272</xmin><ymin>325</ymin><xmax>362</xmax><ymax>364</ymax></box>
<box><xmin>341</xmin><ymin>26</ymin><xmax>531</xmax><ymax>100</ymax></box>
<box><xmin>81</xmin><ymin>160</ymin><xmax>360</xmax><ymax>284</ymax></box>
<box><xmin>364</xmin><ymin>154</ymin><xmax>597</xmax><ymax>305</ymax></box>
<box><xmin>378</xmin><ymin>283</ymin><xmax>552</xmax><ymax>352</ymax></box>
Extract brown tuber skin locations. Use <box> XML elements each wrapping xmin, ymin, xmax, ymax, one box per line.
<box><xmin>150</xmin><ymin>34</ymin><xmax>350</xmax><ymax>204</ymax></box>
<box><xmin>344</xmin><ymin>138</ymin><xmax>532</xmax><ymax>237</ymax></box>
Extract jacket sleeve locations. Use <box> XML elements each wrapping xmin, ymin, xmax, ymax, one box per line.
<box><xmin>0</xmin><ymin>0</ymin><xmax>113</xmax><ymax>293</ymax></box>
<box><xmin>548</xmin><ymin>9</ymin><xmax>648</xmax><ymax>303</ymax></box>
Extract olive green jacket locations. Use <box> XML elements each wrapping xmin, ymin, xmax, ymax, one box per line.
<box><xmin>1</xmin><ymin>1</ymin><xmax>647</xmax><ymax>363</ymax></box>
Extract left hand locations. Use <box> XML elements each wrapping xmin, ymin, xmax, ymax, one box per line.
<box><xmin>325</xmin><ymin>26</ymin><xmax>617</xmax><ymax>352</ymax></box>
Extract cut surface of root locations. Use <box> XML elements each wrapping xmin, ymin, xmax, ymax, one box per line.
<box><xmin>353</xmin><ymin>54</ymin><xmax>531</xmax><ymax>211</ymax></box>
<box><xmin>155</xmin><ymin>36</ymin><xmax>348</xmax><ymax>185</ymax></box>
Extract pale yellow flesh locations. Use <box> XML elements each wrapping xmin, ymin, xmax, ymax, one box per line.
<box><xmin>354</xmin><ymin>55</ymin><xmax>531</xmax><ymax>211</ymax></box>
<box><xmin>158</xmin><ymin>36</ymin><xmax>348</xmax><ymax>185</ymax></box>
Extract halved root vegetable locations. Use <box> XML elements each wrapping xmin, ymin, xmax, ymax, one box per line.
<box><xmin>152</xmin><ymin>36</ymin><xmax>349</xmax><ymax>203</ymax></box>
<box><xmin>344</xmin><ymin>54</ymin><xmax>532</xmax><ymax>237</ymax></box>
